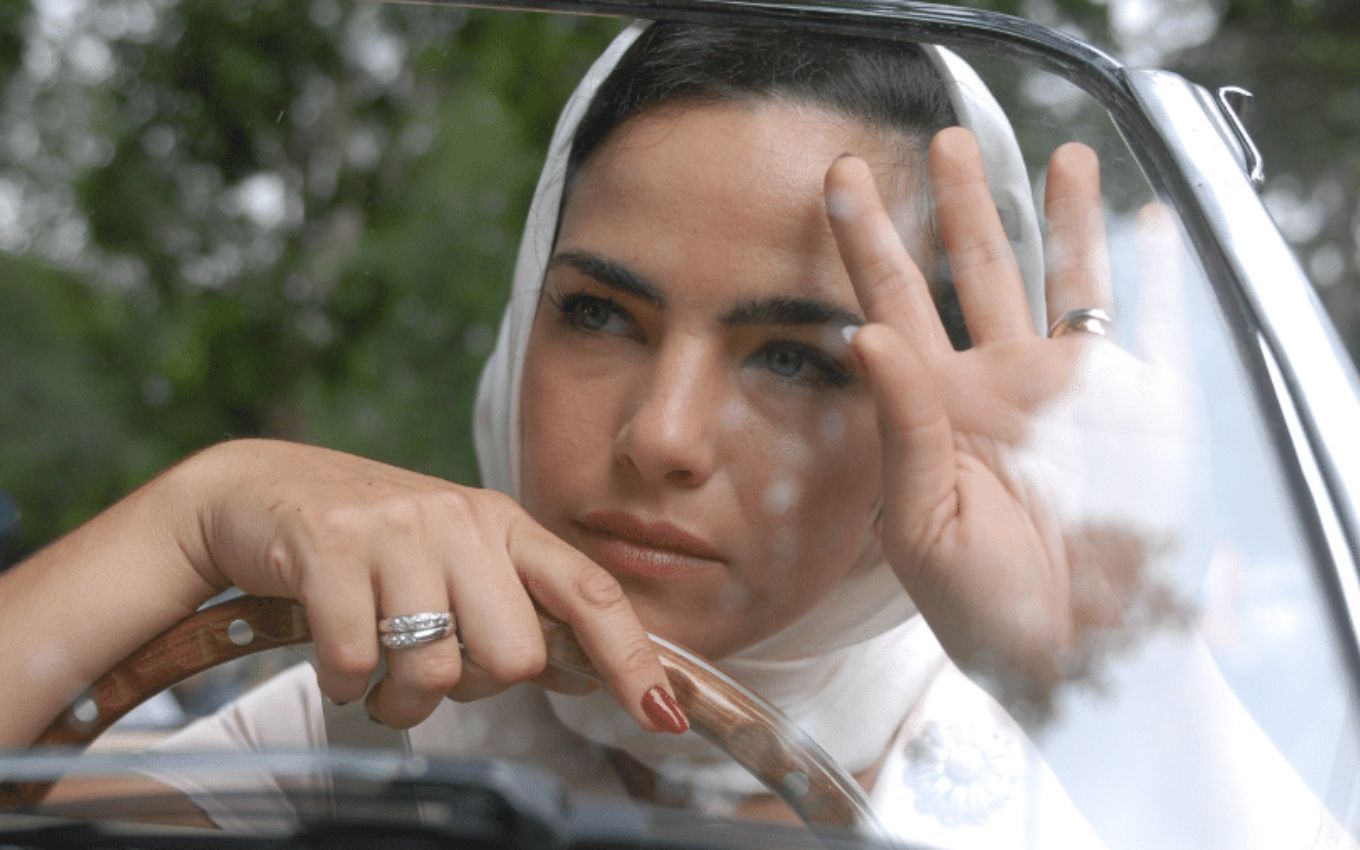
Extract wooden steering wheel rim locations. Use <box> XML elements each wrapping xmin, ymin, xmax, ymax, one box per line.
<box><xmin>0</xmin><ymin>595</ymin><xmax>883</xmax><ymax>836</ymax></box>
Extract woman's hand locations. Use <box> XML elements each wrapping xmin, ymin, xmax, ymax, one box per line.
<box><xmin>183</xmin><ymin>439</ymin><xmax>683</xmax><ymax>733</ymax></box>
<box><xmin>825</xmin><ymin>128</ymin><xmax>1192</xmax><ymax>710</ymax></box>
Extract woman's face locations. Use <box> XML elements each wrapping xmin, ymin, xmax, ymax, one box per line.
<box><xmin>520</xmin><ymin>100</ymin><xmax>929</xmax><ymax>658</ymax></box>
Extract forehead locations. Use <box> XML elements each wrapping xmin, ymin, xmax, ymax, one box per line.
<box><xmin>556</xmin><ymin>100</ymin><xmax>919</xmax><ymax>308</ymax></box>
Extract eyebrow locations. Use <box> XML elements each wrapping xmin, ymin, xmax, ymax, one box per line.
<box><xmin>548</xmin><ymin>248</ymin><xmax>863</xmax><ymax>328</ymax></box>
<box><xmin>721</xmin><ymin>295</ymin><xmax>863</xmax><ymax>328</ymax></box>
<box><xmin>549</xmin><ymin>250</ymin><xmax>667</xmax><ymax>307</ymax></box>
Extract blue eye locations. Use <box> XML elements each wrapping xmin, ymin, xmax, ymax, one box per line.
<box><xmin>755</xmin><ymin>342</ymin><xmax>853</xmax><ymax>389</ymax></box>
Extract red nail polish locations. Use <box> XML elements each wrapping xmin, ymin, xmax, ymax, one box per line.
<box><xmin>641</xmin><ymin>686</ymin><xmax>689</xmax><ymax>735</ymax></box>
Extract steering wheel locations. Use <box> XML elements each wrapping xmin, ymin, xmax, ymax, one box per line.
<box><xmin>0</xmin><ymin>595</ymin><xmax>885</xmax><ymax>836</ymax></box>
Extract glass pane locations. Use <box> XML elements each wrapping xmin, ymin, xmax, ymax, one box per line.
<box><xmin>957</xmin><ymin>44</ymin><xmax>1360</xmax><ymax>844</ymax></box>
<box><xmin>3</xmin><ymin>4</ymin><xmax>1357</xmax><ymax>848</ymax></box>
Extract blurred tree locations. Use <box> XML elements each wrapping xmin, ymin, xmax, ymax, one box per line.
<box><xmin>0</xmin><ymin>252</ymin><xmax>151</xmax><ymax>539</ymax></box>
<box><xmin>0</xmin><ymin>0</ymin><xmax>28</xmax><ymax>84</ymax></box>
<box><xmin>961</xmin><ymin>0</ymin><xmax>1360</xmax><ymax>361</ymax></box>
<box><xmin>0</xmin><ymin>1</ymin><xmax>619</xmax><ymax>559</ymax></box>
<box><xmin>1173</xmin><ymin>0</ymin><xmax>1360</xmax><ymax>363</ymax></box>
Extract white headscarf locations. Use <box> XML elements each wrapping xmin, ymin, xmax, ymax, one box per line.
<box><xmin>472</xmin><ymin>22</ymin><xmax>1044</xmax><ymax>803</ymax></box>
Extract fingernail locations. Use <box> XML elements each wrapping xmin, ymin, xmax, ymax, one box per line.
<box><xmin>840</xmin><ymin>324</ymin><xmax>860</xmax><ymax>345</ymax></box>
<box><xmin>641</xmin><ymin>686</ymin><xmax>689</xmax><ymax>735</ymax></box>
<box><xmin>835</xmin><ymin>151</ymin><xmax>855</xmax><ymax>161</ymax></box>
<box><xmin>825</xmin><ymin>187</ymin><xmax>859</xmax><ymax>222</ymax></box>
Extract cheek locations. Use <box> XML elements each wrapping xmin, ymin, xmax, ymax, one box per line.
<box><xmin>744</xmin><ymin>389</ymin><xmax>880</xmax><ymax>514</ymax></box>
<box><xmin>519</xmin><ymin>333</ymin><xmax>611</xmax><ymax>515</ymax></box>
<box><xmin>733</xmin><ymin>396</ymin><xmax>881</xmax><ymax>592</ymax></box>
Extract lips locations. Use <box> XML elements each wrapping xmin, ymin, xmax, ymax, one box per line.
<box><xmin>575</xmin><ymin>510</ymin><xmax>724</xmax><ymax>580</ymax></box>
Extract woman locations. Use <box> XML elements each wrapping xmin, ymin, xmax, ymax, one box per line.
<box><xmin>1</xmin><ymin>20</ymin><xmax>1340</xmax><ymax>849</ymax></box>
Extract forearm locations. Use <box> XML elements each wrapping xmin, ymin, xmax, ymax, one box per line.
<box><xmin>0</xmin><ymin>452</ymin><xmax>221</xmax><ymax>747</ymax></box>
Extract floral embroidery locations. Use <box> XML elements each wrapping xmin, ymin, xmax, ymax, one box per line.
<box><xmin>903</xmin><ymin>720</ymin><xmax>1019</xmax><ymax>828</ymax></box>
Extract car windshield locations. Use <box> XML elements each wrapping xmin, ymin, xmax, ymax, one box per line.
<box><xmin>1</xmin><ymin>2</ymin><xmax>1357</xmax><ymax>848</ymax></box>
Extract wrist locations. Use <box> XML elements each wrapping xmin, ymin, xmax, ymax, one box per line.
<box><xmin>152</xmin><ymin>441</ymin><xmax>245</xmax><ymax>602</ymax></box>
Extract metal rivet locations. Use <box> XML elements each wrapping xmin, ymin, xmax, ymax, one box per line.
<box><xmin>780</xmin><ymin>770</ymin><xmax>811</xmax><ymax>799</ymax></box>
<box><xmin>227</xmin><ymin>619</ymin><xmax>254</xmax><ymax>646</ymax></box>
<box><xmin>71</xmin><ymin>696</ymin><xmax>98</xmax><ymax>725</ymax></box>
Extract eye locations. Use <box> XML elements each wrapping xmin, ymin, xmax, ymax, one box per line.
<box><xmin>551</xmin><ymin>292</ymin><xmax>636</xmax><ymax>337</ymax></box>
<box><xmin>764</xmin><ymin>344</ymin><xmax>807</xmax><ymax>378</ymax></box>
<box><xmin>573</xmin><ymin>297</ymin><xmax>613</xmax><ymax>330</ymax></box>
<box><xmin>753</xmin><ymin>342</ymin><xmax>853</xmax><ymax>389</ymax></box>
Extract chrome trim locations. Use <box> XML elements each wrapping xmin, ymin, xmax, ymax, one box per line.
<box><xmin>1128</xmin><ymin>69</ymin><xmax>1360</xmax><ymax>676</ymax></box>
<box><xmin>1216</xmin><ymin>86</ymin><xmax>1265</xmax><ymax>189</ymax></box>
<box><xmin>1258</xmin><ymin>336</ymin><xmax>1360</xmax><ymax>689</ymax></box>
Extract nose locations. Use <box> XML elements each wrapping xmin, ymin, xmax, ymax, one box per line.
<box><xmin>614</xmin><ymin>343</ymin><xmax>720</xmax><ymax>488</ymax></box>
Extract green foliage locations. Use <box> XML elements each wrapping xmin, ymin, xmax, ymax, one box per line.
<box><xmin>0</xmin><ymin>2</ymin><xmax>619</xmax><ymax>558</ymax></box>
<box><xmin>0</xmin><ymin>253</ymin><xmax>157</xmax><ymax>537</ymax></box>
<box><xmin>0</xmin><ymin>0</ymin><xmax>28</xmax><ymax>86</ymax></box>
<box><xmin>1172</xmin><ymin>0</ymin><xmax>1360</xmax><ymax>360</ymax></box>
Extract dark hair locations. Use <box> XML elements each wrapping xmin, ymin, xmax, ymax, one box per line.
<box><xmin>563</xmin><ymin>22</ymin><xmax>970</xmax><ymax>346</ymax></box>
<box><xmin>568</xmin><ymin>23</ymin><xmax>958</xmax><ymax>183</ymax></box>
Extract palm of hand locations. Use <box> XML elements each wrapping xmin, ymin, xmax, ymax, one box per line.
<box><xmin>827</xmin><ymin>131</ymin><xmax>1184</xmax><ymax>710</ymax></box>
<box><xmin>890</xmin><ymin>340</ymin><xmax>1079</xmax><ymax>694</ymax></box>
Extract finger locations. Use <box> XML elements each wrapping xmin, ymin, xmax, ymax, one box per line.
<box><xmin>532</xmin><ymin>665</ymin><xmax>601</xmax><ymax>696</ymax></box>
<box><xmin>508</xmin><ymin>520</ymin><xmax>688</xmax><ymax>735</ymax></box>
<box><xmin>1133</xmin><ymin>203</ymin><xmax>1188</xmax><ymax>371</ymax></box>
<box><xmin>824</xmin><ymin>155</ymin><xmax>951</xmax><ymax>357</ymax></box>
<box><xmin>930</xmin><ymin>127</ymin><xmax>1033</xmax><ymax>343</ymax></box>
<box><xmin>1043</xmin><ymin>143</ymin><xmax>1113</xmax><ymax>321</ymax></box>
<box><xmin>442</xmin><ymin>547</ymin><xmax>548</xmax><ymax>702</ymax></box>
<box><xmin>367</xmin><ymin>537</ymin><xmax>462</xmax><ymax>729</ymax></box>
<box><xmin>442</xmin><ymin>655</ymin><xmax>511</xmax><ymax>703</ymax></box>
<box><xmin>446</xmin><ymin>655</ymin><xmax>599</xmax><ymax>701</ymax></box>
<box><xmin>294</xmin><ymin>549</ymin><xmax>379</xmax><ymax>706</ymax></box>
<box><xmin>848</xmin><ymin>322</ymin><xmax>958</xmax><ymax>578</ymax></box>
